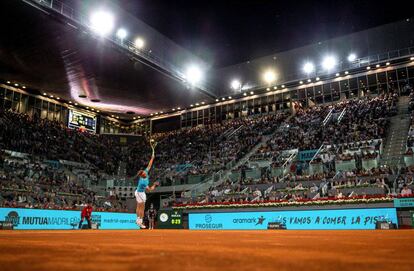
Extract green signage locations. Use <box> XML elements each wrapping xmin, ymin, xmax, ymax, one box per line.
<box><xmin>393</xmin><ymin>198</ymin><xmax>414</xmax><ymax>208</ymax></box>
<box><xmin>411</xmin><ymin>211</ymin><xmax>414</xmax><ymax>228</ymax></box>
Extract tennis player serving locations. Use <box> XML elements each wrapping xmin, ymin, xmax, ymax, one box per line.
<box><xmin>135</xmin><ymin>138</ymin><xmax>159</xmax><ymax>229</ymax></box>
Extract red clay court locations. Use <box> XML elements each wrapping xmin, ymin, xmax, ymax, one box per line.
<box><xmin>0</xmin><ymin>230</ymin><xmax>413</xmax><ymax>271</ymax></box>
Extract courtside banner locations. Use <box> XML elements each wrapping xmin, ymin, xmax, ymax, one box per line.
<box><xmin>393</xmin><ymin>197</ymin><xmax>414</xmax><ymax>208</ymax></box>
<box><xmin>189</xmin><ymin>208</ymin><xmax>398</xmax><ymax>230</ymax></box>
<box><xmin>0</xmin><ymin>208</ymin><xmax>138</xmax><ymax>230</ymax></box>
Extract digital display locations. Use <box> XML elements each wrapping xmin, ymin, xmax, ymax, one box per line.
<box><xmin>68</xmin><ymin>109</ymin><xmax>97</xmax><ymax>133</ymax></box>
<box><xmin>189</xmin><ymin>208</ymin><xmax>398</xmax><ymax>230</ymax></box>
<box><xmin>157</xmin><ymin>210</ymin><xmax>183</xmax><ymax>229</ymax></box>
<box><xmin>0</xmin><ymin>208</ymin><xmax>138</xmax><ymax>230</ymax></box>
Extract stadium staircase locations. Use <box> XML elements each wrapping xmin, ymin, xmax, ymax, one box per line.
<box><xmin>380</xmin><ymin>96</ymin><xmax>410</xmax><ymax>168</ymax></box>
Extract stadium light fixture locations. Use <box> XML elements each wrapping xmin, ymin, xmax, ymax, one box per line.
<box><xmin>222</xmin><ymin>97</ymin><xmax>225</xmax><ymax>101</ymax></box>
<box><xmin>22</xmin><ymin>86</ymin><xmax>26</xmax><ymax>89</ymax></box>
<box><xmin>366</xmin><ymin>66</ymin><xmax>371</xmax><ymax>70</ymax></box>
<box><xmin>185</xmin><ymin>65</ymin><xmax>203</xmax><ymax>85</ymax></box>
<box><xmin>386</xmin><ymin>62</ymin><xmax>390</xmax><ymax>66</ymax></box>
<box><xmin>344</xmin><ymin>71</ymin><xmax>349</xmax><ymax>75</ymax></box>
<box><xmin>299</xmin><ymin>81</ymin><xmax>303</xmax><ymax>84</ymax></box>
<box><xmin>134</xmin><ymin>37</ymin><xmax>145</xmax><ymax>49</ymax></box>
<box><xmin>215</xmin><ymin>99</ymin><xmax>219</xmax><ymax>102</ymax></box>
<box><xmin>266</xmin><ymin>87</ymin><xmax>270</xmax><ymax>91</ymax></box>
<box><xmin>243</xmin><ymin>93</ymin><xmax>247</xmax><ymax>96</ymax></box>
<box><xmin>335</xmin><ymin>73</ymin><xmax>340</xmax><ymax>77</ymax></box>
<box><xmin>410</xmin><ymin>57</ymin><xmax>414</xmax><ymax>61</ymax></box>
<box><xmin>303</xmin><ymin>62</ymin><xmax>314</xmax><ymax>74</ymax></box>
<box><xmin>307</xmin><ymin>79</ymin><xmax>311</xmax><ymax>83</ymax></box>
<box><xmin>250</xmin><ymin>91</ymin><xmax>254</xmax><ymax>95</ymax></box>
<box><xmin>347</xmin><ymin>53</ymin><xmax>357</xmax><ymax>62</ymax></box>
<box><xmin>116</xmin><ymin>28</ymin><xmax>128</xmax><ymax>40</ymax></box>
<box><xmin>281</xmin><ymin>85</ymin><xmax>285</xmax><ymax>88</ymax></box>
<box><xmin>273</xmin><ymin>86</ymin><xmax>277</xmax><ymax>90</ymax></box>
<box><xmin>376</xmin><ymin>64</ymin><xmax>380</xmax><ymax>68</ymax></box>
<box><xmin>14</xmin><ymin>83</ymin><xmax>18</xmax><ymax>86</ymax></box>
<box><xmin>177</xmin><ymin>107</ymin><xmax>181</xmax><ymax>110</ymax></box>
<box><xmin>90</xmin><ymin>10</ymin><xmax>114</xmax><ymax>37</ymax></box>
<box><xmin>231</xmin><ymin>79</ymin><xmax>241</xmax><ymax>91</ymax></box>
<box><xmin>263</xmin><ymin>70</ymin><xmax>276</xmax><ymax>84</ymax></box>
<box><xmin>322</xmin><ymin>56</ymin><xmax>337</xmax><ymax>71</ymax></box>
<box><xmin>315</xmin><ymin>78</ymin><xmax>320</xmax><ymax>81</ymax></box>
<box><xmin>228</xmin><ymin>96</ymin><xmax>232</xmax><ymax>99</ymax></box>
<box><xmin>6</xmin><ymin>81</ymin><xmax>10</xmax><ymax>84</ymax></box>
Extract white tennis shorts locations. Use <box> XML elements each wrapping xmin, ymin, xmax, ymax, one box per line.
<box><xmin>135</xmin><ymin>191</ymin><xmax>146</xmax><ymax>203</ymax></box>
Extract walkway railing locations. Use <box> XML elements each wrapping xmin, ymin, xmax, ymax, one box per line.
<box><xmin>322</xmin><ymin>108</ymin><xmax>334</xmax><ymax>126</ymax></box>
<box><xmin>309</xmin><ymin>144</ymin><xmax>324</xmax><ymax>164</ymax></box>
<box><xmin>337</xmin><ymin>108</ymin><xmax>346</xmax><ymax>123</ymax></box>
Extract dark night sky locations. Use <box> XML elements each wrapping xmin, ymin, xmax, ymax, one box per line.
<box><xmin>79</xmin><ymin>0</ymin><xmax>414</xmax><ymax>67</ymax></box>
<box><xmin>113</xmin><ymin>0</ymin><xmax>412</xmax><ymax>67</ymax></box>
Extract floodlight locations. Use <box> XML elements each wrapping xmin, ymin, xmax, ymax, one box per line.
<box><xmin>90</xmin><ymin>10</ymin><xmax>114</xmax><ymax>36</ymax></box>
<box><xmin>134</xmin><ymin>37</ymin><xmax>145</xmax><ymax>49</ymax></box>
<box><xmin>263</xmin><ymin>70</ymin><xmax>276</xmax><ymax>84</ymax></box>
<box><xmin>322</xmin><ymin>56</ymin><xmax>337</xmax><ymax>71</ymax></box>
<box><xmin>185</xmin><ymin>66</ymin><xmax>202</xmax><ymax>85</ymax></box>
<box><xmin>116</xmin><ymin>28</ymin><xmax>127</xmax><ymax>40</ymax></box>
<box><xmin>231</xmin><ymin>80</ymin><xmax>241</xmax><ymax>90</ymax></box>
<box><xmin>347</xmin><ymin>53</ymin><xmax>357</xmax><ymax>62</ymax></box>
<box><xmin>303</xmin><ymin>62</ymin><xmax>314</xmax><ymax>74</ymax></box>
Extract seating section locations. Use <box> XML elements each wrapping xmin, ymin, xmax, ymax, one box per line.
<box><xmin>0</xmin><ymin>150</ymin><xmax>127</xmax><ymax>212</ymax></box>
<box><xmin>405</xmin><ymin>91</ymin><xmax>414</xmax><ymax>155</ymax></box>
<box><xmin>124</xmin><ymin>112</ymin><xmax>289</xmax><ymax>182</ymax></box>
<box><xmin>174</xmin><ymin>167</ymin><xmax>394</xmax><ymax>206</ymax></box>
<box><xmin>253</xmin><ymin>95</ymin><xmax>396</xmax><ymax>163</ymax></box>
<box><xmin>0</xmin><ymin>110</ymin><xmax>119</xmax><ymax>174</ymax></box>
<box><xmin>0</xmin><ymin>92</ymin><xmax>412</xmax><ymax>212</ymax></box>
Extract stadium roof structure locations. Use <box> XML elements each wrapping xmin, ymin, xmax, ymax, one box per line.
<box><xmin>1</xmin><ymin>0</ymin><xmax>413</xmax><ymax>119</ymax></box>
<box><xmin>0</xmin><ymin>0</ymin><xmax>214</xmax><ymax>117</ymax></box>
<box><xmin>211</xmin><ymin>18</ymin><xmax>414</xmax><ymax>97</ymax></box>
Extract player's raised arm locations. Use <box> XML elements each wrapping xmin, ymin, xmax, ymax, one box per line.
<box><xmin>146</xmin><ymin>181</ymin><xmax>160</xmax><ymax>192</ymax></box>
<box><xmin>146</xmin><ymin>139</ymin><xmax>157</xmax><ymax>172</ymax></box>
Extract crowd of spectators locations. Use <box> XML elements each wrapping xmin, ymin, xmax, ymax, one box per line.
<box><xmin>0</xmin><ymin>109</ymin><xmax>119</xmax><ymax>174</ymax></box>
<box><xmin>0</xmin><ymin>91</ymin><xmax>411</xmax><ymax>213</ymax></box>
<box><xmin>405</xmin><ymin>90</ymin><xmax>414</xmax><ymax>154</ymax></box>
<box><xmin>0</xmin><ymin>151</ymin><xmax>127</xmax><ymax>212</ymax></box>
<box><xmin>253</xmin><ymin>95</ymin><xmax>396</xmax><ymax>164</ymax></box>
<box><xmin>124</xmin><ymin>112</ymin><xmax>289</xmax><ymax>182</ymax></box>
<box><xmin>175</xmin><ymin>165</ymin><xmax>408</xmax><ymax>206</ymax></box>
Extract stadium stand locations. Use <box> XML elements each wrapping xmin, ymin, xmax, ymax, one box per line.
<box><xmin>1</xmin><ymin>91</ymin><xmax>414</xmax><ymax>212</ymax></box>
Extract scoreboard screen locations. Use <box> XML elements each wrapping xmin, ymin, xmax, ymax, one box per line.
<box><xmin>157</xmin><ymin>210</ymin><xmax>183</xmax><ymax>229</ymax></box>
<box><xmin>68</xmin><ymin>109</ymin><xmax>97</xmax><ymax>133</ymax></box>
